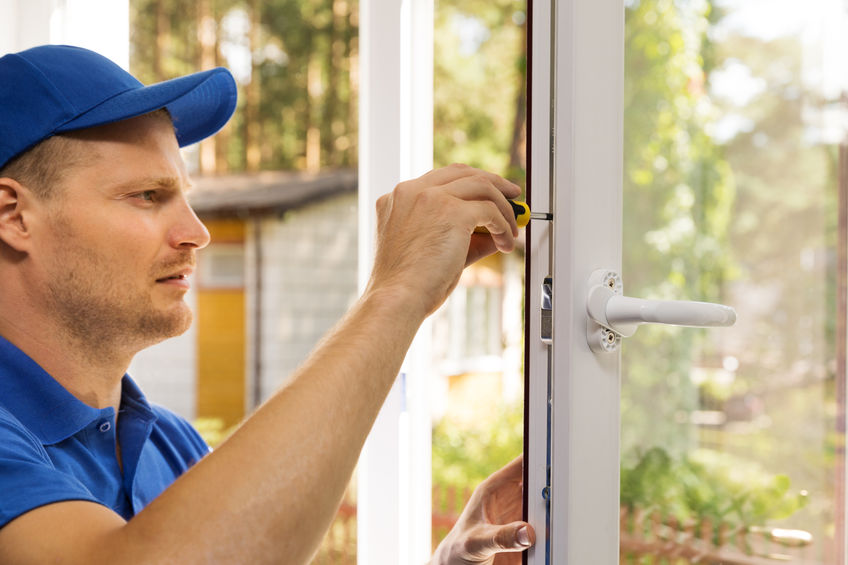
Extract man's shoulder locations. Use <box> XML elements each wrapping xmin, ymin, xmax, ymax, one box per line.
<box><xmin>0</xmin><ymin>403</ymin><xmax>103</xmax><ymax>528</ymax></box>
<box><xmin>0</xmin><ymin>404</ymin><xmax>20</xmax><ymax>425</ymax></box>
<box><xmin>0</xmin><ymin>405</ymin><xmax>45</xmax><ymax>454</ymax></box>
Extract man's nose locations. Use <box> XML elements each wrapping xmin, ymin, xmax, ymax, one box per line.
<box><xmin>170</xmin><ymin>197</ymin><xmax>211</xmax><ymax>250</ymax></box>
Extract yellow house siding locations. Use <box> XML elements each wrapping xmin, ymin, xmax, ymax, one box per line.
<box><xmin>196</xmin><ymin>219</ymin><xmax>246</xmax><ymax>428</ymax></box>
<box><xmin>205</xmin><ymin>218</ymin><xmax>246</xmax><ymax>243</ymax></box>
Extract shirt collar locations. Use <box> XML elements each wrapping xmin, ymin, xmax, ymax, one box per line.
<box><xmin>118</xmin><ymin>372</ymin><xmax>156</xmax><ymax>423</ymax></box>
<box><xmin>0</xmin><ymin>335</ymin><xmax>151</xmax><ymax>445</ymax></box>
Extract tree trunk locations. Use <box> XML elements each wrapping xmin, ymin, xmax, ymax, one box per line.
<box><xmin>346</xmin><ymin>2</ymin><xmax>359</xmax><ymax>167</ymax></box>
<box><xmin>245</xmin><ymin>0</ymin><xmax>262</xmax><ymax>172</ymax></box>
<box><xmin>197</xmin><ymin>0</ymin><xmax>217</xmax><ymax>175</ymax></box>
<box><xmin>835</xmin><ymin>142</ymin><xmax>848</xmax><ymax>565</ymax></box>
<box><xmin>305</xmin><ymin>25</ymin><xmax>321</xmax><ymax>172</ymax></box>
<box><xmin>322</xmin><ymin>0</ymin><xmax>344</xmax><ymax>167</ymax></box>
<box><xmin>153</xmin><ymin>0</ymin><xmax>168</xmax><ymax>81</ymax></box>
<box><xmin>507</xmin><ymin>15</ymin><xmax>528</xmax><ymax>185</ymax></box>
<box><xmin>213</xmin><ymin>6</ymin><xmax>231</xmax><ymax>175</ymax></box>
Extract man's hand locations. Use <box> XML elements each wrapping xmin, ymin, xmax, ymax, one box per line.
<box><xmin>367</xmin><ymin>164</ymin><xmax>521</xmax><ymax>319</ymax></box>
<box><xmin>431</xmin><ymin>456</ymin><xmax>535</xmax><ymax>565</ymax></box>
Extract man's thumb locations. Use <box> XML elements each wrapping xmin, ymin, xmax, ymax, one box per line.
<box><xmin>493</xmin><ymin>522</ymin><xmax>535</xmax><ymax>551</ymax></box>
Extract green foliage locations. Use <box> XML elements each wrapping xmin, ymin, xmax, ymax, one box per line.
<box><xmin>621</xmin><ymin>0</ymin><xmax>735</xmax><ymax>457</ymax></box>
<box><xmin>432</xmin><ymin>399</ymin><xmax>523</xmax><ymax>493</ymax></box>
<box><xmin>623</xmin><ymin>0</ymin><xmax>841</xmax><ymax>547</ymax></box>
<box><xmin>624</xmin><ymin>0</ymin><xmax>735</xmax><ymax>314</ymax></box>
<box><xmin>257</xmin><ymin>0</ymin><xmax>358</xmax><ymax>169</ymax></box>
<box><xmin>621</xmin><ymin>447</ymin><xmax>808</xmax><ymax>527</ymax></box>
<box><xmin>435</xmin><ymin>408</ymin><xmax>810</xmax><ymax>530</ymax></box>
<box><xmin>131</xmin><ymin>0</ymin><xmax>358</xmax><ymax>172</ymax></box>
<box><xmin>434</xmin><ymin>0</ymin><xmax>527</xmax><ymax>184</ymax></box>
<box><xmin>193</xmin><ymin>417</ymin><xmax>238</xmax><ymax>449</ymax></box>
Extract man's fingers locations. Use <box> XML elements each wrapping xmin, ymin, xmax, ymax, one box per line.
<box><xmin>440</xmin><ymin>176</ymin><xmax>519</xmax><ymax>237</ymax></box>
<box><xmin>459</xmin><ymin>200</ymin><xmax>516</xmax><ymax>252</ymax></box>
<box><xmin>368</xmin><ymin>163</ymin><xmax>522</xmax><ymax>319</ymax></box>
<box><xmin>414</xmin><ymin>163</ymin><xmax>521</xmax><ymax>199</ymax></box>
<box><xmin>386</xmin><ymin>171</ymin><xmax>520</xmax><ymax>238</ymax></box>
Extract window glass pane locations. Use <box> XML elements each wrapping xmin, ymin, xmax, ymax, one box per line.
<box><xmin>622</xmin><ymin>0</ymin><xmax>848</xmax><ymax>561</ymax></box>
<box><xmin>431</xmin><ymin>0</ymin><xmax>527</xmax><ymax>552</ymax></box>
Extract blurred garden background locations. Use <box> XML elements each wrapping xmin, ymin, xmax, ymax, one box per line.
<box><xmin>126</xmin><ymin>0</ymin><xmax>848</xmax><ymax>562</ymax></box>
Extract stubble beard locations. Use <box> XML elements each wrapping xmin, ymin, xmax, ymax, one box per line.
<box><xmin>45</xmin><ymin>223</ymin><xmax>193</xmax><ymax>361</ymax></box>
<box><xmin>48</xmin><ymin>268</ymin><xmax>193</xmax><ymax>353</ymax></box>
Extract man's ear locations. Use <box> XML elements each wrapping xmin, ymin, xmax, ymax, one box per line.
<box><xmin>0</xmin><ymin>177</ymin><xmax>34</xmax><ymax>253</ymax></box>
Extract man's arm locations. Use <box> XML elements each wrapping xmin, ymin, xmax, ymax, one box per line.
<box><xmin>0</xmin><ymin>164</ymin><xmax>521</xmax><ymax>565</ymax></box>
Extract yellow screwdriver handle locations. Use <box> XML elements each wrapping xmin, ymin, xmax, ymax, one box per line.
<box><xmin>509</xmin><ymin>199</ymin><xmax>531</xmax><ymax>229</ymax></box>
<box><xmin>474</xmin><ymin>199</ymin><xmax>531</xmax><ymax>234</ymax></box>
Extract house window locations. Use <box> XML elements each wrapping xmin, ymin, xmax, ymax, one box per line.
<box><xmin>434</xmin><ymin>258</ymin><xmax>504</xmax><ymax>375</ymax></box>
<box><xmin>198</xmin><ymin>243</ymin><xmax>245</xmax><ymax>289</ymax></box>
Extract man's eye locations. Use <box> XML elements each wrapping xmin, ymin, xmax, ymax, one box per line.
<box><xmin>135</xmin><ymin>190</ymin><xmax>157</xmax><ymax>202</ymax></box>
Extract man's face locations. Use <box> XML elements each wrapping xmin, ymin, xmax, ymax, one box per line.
<box><xmin>30</xmin><ymin>114</ymin><xmax>210</xmax><ymax>353</ymax></box>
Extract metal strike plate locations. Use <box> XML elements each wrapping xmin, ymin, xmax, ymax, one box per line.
<box><xmin>541</xmin><ymin>277</ymin><xmax>552</xmax><ymax>344</ymax></box>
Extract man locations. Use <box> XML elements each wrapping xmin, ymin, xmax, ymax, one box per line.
<box><xmin>0</xmin><ymin>45</ymin><xmax>535</xmax><ymax>564</ymax></box>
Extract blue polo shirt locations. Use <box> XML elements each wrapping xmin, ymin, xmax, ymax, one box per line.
<box><xmin>0</xmin><ymin>336</ymin><xmax>210</xmax><ymax>528</ymax></box>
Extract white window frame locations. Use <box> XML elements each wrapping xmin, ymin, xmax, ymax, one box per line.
<box><xmin>525</xmin><ymin>0</ymin><xmax>623</xmax><ymax>563</ymax></box>
<box><xmin>357</xmin><ymin>1</ymin><xmax>434</xmax><ymax>564</ymax></box>
<box><xmin>0</xmin><ymin>0</ymin><xmax>129</xmax><ymax>67</ymax></box>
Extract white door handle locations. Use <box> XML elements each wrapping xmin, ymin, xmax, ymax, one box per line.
<box><xmin>586</xmin><ymin>270</ymin><xmax>736</xmax><ymax>352</ymax></box>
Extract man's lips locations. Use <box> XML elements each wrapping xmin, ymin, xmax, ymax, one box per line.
<box><xmin>155</xmin><ymin>268</ymin><xmax>194</xmax><ymax>286</ymax></box>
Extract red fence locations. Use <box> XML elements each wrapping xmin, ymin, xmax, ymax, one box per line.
<box><xmin>311</xmin><ymin>485</ymin><xmax>467</xmax><ymax>564</ymax></box>
<box><xmin>311</xmin><ymin>499</ymin><xmax>357</xmax><ymax>565</ymax></box>
<box><xmin>620</xmin><ymin>506</ymin><xmax>814</xmax><ymax>565</ymax></box>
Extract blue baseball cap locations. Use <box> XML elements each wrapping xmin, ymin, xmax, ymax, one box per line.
<box><xmin>0</xmin><ymin>44</ymin><xmax>238</xmax><ymax>169</ymax></box>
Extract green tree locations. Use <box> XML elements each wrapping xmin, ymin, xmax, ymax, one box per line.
<box><xmin>703</xmin><ymin>28</ymin><xmax>841</xmax><ymax>550</ymax></box>
<box><xmin>621</xmin><ymin>0</ymin><xmax>735</xmax><ymax>458</ymax></box>
<box><xmin>621</xmin><ymin>447</ymin><xmax>808</xmax><ymax>528</ymax></box>
<box><xmin>131</xmin><ymin>0</ymin><xmax>359</xmax><ymax>173</ymax></box>
<box><xmin>433</xmin><ymin>0</ymin><xmax>527</xmax><ymax>185</ymax></box>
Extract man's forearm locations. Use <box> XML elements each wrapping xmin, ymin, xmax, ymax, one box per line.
<box><xmin>117</xmin><ymin>285</ymin><xmax>426</xmax><ymax>564</ymax></box>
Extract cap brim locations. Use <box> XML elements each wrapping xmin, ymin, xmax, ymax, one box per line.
<box><xmin>56</xmin><ymin>67</ymin><xmax>237</xmax><ymax>147</ymax></box>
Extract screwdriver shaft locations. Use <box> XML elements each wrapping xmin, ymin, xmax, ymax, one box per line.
<box><xmin>474</xmin><ymin>200</ymin><xmax>552</xmax><ymax>234</ymax></box>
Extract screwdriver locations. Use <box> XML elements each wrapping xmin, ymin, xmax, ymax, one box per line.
<box><xmin>508</xmin><ymin>199</ymin><xmax>553</xmax><ymax>228</ymax></box>
<box><xmin>475</xmin><ymin>200</ymin><xmax>553</xmax><ymax>233</ymax></box>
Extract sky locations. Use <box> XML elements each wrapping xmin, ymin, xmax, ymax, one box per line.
<box><xmin>708</xmin><ymin>0</ymin><xmax>848</xmax><ymax>143</ymax></box>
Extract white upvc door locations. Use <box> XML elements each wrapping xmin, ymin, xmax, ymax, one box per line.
<box><xmin>526</xmin><ymin>0</ymin><xmax>848</xmax><ymax>563</ymax></box>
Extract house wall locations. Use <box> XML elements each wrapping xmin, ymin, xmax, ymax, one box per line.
<box><xmin>128</xmin><ymin>290</ymin><xmax>198</xmax><ymax>420</ymax></box>
<box><xmin>248</xmin><ymin>193</ymin><xmax>359</xmax><ymax>401</ymax></box>
<box><xmin>131</xmin><ymin>193</ymin><xmax>358</xmax><ymax>422</ymax></box>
